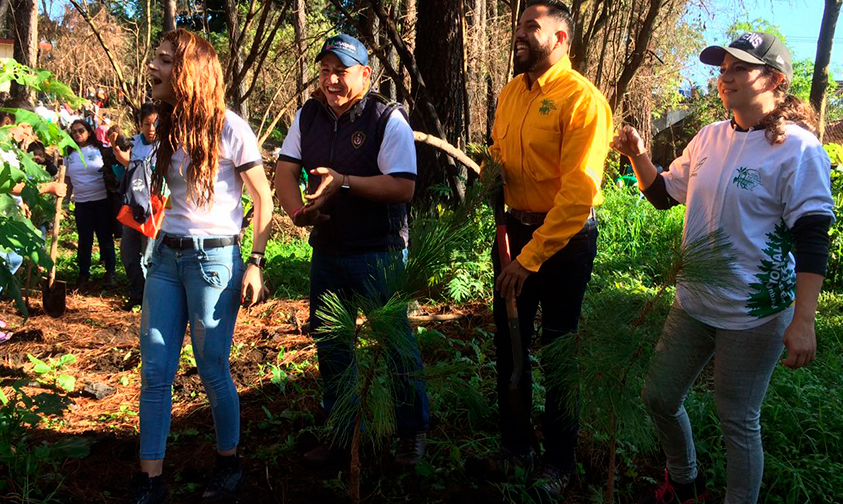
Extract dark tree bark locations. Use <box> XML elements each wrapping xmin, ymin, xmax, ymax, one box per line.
<box><xmin>224</xmin><ymin>0</ymin><xmax>248</xmax><ymax>118</ymax></box>
<box><xmin>10</xmin><ymin>0</ymin><xmax>38</xmax><ymax>99</ymax></box>
<box><xmin>414</xmin><ymin>0</ymin><xmax>469</xmax><ymax>204</ymax></box>
<box><xmin>294</xmin><ymin>0</ymin><xmax>308</xmax><ymax>108</ymax></box>
<box><xmin>810</xmin><ymin>0</ymin><xmax>842</xmax><ymax>141</ymax></box>
<box><xmin>163</xmin><ymin>0</ymin><xmax>177</xmax><ymax>31</ymax></box>
<box><xmin>609</xmin><ymin>0</ymin><xmax>661</xmax><ymax>110</ymax></box>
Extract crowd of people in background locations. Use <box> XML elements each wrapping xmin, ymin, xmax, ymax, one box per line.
<box><xmin>0</xmin><ymin>88</ymin><xmax>160</xmax><ymax>309</ymax></box>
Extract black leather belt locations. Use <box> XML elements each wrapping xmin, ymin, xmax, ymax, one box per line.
<box><xmin>509</xmin><ymin>208</ymin><xmax>547</xmax><ymax>226</ymax></box>
<box><xmin>508</xmin><ymin>207</ymin><xmax>596</xmax><ymax>226</ymax></box>
<box><xmin>162</xmin><ymin>235</ymin><xmax>239</xmax><ymax>250</ymax></box>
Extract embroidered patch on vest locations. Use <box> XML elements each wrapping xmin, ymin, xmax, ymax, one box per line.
<box><xmin>351</xmin><ymin>131</ymin><xmax>366</xmax><ymax>149</ymax></box>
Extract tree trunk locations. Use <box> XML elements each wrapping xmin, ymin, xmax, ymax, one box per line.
<box><xmin>810</xmin><ymin>0</ymin><xmax>843</xmax><ymax>142</ymax></box>
<box><xmin>224</xmin><ymin>0</ymin><xmax>248</xmax><ymax>118</ymax></box>
<box><xmin>10</xmin><ymin>0</ymin><xmax>38</xmax><ymax>99</ymax></box>
<box><xmin>610</xmin><ymin>0</ymin><xmax>662</xmax><ymax>111</ymax></box>
<box><xmin>0</xmin><ymin>0</ymin><xmax>11</xmax><ymax>30</ymax></box>
<box><xmin>163</xmin><ymin>0</ymin><xmax>177</xmax><ymax>31</ymax></box>
<box><xmin>414</xmin><ymin>0</ymin><xmax>468</xmax><ymax>205</ymax></box>
<box><xmin>294</xmin><ymin>0</ymin><xmax>308</xmax><ymax>108</ymax></box>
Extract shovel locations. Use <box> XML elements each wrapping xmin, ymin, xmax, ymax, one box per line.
<box><xmin>42</xmin><ymin>165</ymin><xmax>67</xmax><ymax>318</ymax></box>
<box><xmin>492</xmin><ymin>187</ymin><xmax>539</xmax><ymax>455</ymax></box>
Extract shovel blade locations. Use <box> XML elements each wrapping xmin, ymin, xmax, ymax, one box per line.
<box><xmin>42</xmin><ymin>278</ymin><xmax>67</xmax><ymax>318</ymax></box>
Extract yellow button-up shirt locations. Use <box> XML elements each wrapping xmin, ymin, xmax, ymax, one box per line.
<box><xmin>490</xmin><ymin>55</ymin><xmax>612</xmax><ymax>272</ymax></box>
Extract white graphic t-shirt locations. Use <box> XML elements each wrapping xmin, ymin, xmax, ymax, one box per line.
<box><xmin>161</xmin><ymin>110</ymin><xmax>262</xmax><ymax>236</ymax></box>
<box><xmin>663</xmin><ymin>120</ymin><xmax>835</xmax><ymax>330</ymax></box>
<box><xmin>64</xmin><ymin>144</ymin><xmax>108</xmax><ymax>203</ymax></box>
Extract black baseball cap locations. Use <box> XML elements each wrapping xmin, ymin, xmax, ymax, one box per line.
<box><xmin>700</xmin><ymin>32</ymin><xmax>793</xmax><ymax>83</ymax></box>
<box><xmin>315</xmin><ymin>34</ymin><xmax>369</xmax><ymax>67</ymax></box>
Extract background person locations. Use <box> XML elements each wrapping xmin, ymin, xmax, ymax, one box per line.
<box><xmin>63</xmin><ymin>119</ymin><xmax>118</xmax><ymax>289</ymax></box>
<box><xmin>131</xmin><ymin>29</ymin><xmax>272</xmax><ymax>504</ymax></box>
<box><xmin>114</xmin><ymin>103</ymin><xmax>158</xmax><ymax>311</ymax></box>
<box><xmin>611</xmin><ymin>33</ymin><xmax>834</xmax><ymax>504</ymax></box>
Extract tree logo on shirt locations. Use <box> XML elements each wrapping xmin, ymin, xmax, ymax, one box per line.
<box><xmin>732</xmin><ymin>166</ymin><xmax>761</xmax><ymax>191</ymax></box>
<box><xmin>351</xmin><ymin>131</ymin><xmax>366</xmax><ymax>149</ymax></box>
<box><xmin>745</xmin><ymin>219</ymin><xmax>795</xmax><ymax>318</ymax></box>
<box><xmin>539</xmin><ymin>99</ymin><xmax>557</xmax><ymax>115</ymax></box>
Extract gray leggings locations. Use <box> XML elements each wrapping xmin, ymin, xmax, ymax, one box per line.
<box><xmin>642</xmin><ymin>305</ymin><xmax>793</xmax><ymax>504</ymax></box>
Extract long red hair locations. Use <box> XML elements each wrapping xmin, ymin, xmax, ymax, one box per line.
<box><xmin>153</xmin><ymin>29</ymin><xmax>226</xmax><ymax>208</ymax></box>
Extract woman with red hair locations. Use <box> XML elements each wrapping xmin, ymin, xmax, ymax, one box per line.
<box><xmin>130</xmin><ymin>29</ymin><xmax>273</xmax><ymax>504</ymax></box>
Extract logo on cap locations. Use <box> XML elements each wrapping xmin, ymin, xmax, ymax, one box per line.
<box><xmin>327</xmin><ymin>40</ymin><xmax>357</xmax><ymax>54</ymax></box>
<box><xmin>737</xmin><ymin>33</ymin><xmax>764</xmax><ymax>49</ymax></box>
<box><xmin>352</xmin><ymin>131</ymin><xmax>366</xmax><ymax>149</ymax></box>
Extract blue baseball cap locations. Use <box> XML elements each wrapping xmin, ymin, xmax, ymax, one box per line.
<box><xmin>315</xmin><ymin>34</ymin><xmax>369</xmax><ymax>67</ymax></box>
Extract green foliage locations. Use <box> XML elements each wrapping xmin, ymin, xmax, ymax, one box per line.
<box><xmin>0</xmin><ymin>60</ymin><xmax>82</xmax><ymax>318</ymax></box>
<box><xmin>0</xmin><ymin>383</ymin><xmax>90</xmax><ymax>501</ymax></box>
<box><xmin>27</xmin><ymin>353</ymin><xmax>78</xmax><ymax>393</ymax></box>
<box><xmin>824</xmin><ymin>154</ymin><xmax>843</xmax><ymax>290</ymax></box>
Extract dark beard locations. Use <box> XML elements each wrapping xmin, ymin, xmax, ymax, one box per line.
<box><xmin>513</xmin><ymin>40</ymin><xmax>554</xmax><ymax>75</ymax></box>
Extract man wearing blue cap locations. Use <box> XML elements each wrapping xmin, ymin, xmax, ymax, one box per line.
<box><xmin>274</xmin><ymin>33</ymin><xmax>429</xmax><ymax>467</ymax></box>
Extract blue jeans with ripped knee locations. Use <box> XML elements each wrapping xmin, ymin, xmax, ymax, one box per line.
<box><xmin>138</xmin><ymin>235</ymin><xmax>244</xmax><ymax>460</ymax></box>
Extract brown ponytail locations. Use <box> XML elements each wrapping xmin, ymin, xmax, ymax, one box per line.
<box><xmin>760</xmin><ymin>67</ymin><xmax>819</xmax><ymax>145</ymax></box>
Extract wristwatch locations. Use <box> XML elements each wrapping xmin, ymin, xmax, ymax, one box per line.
<box><xmin>247</xmin><ymin>253</ymin><xmax>266</xmax><ymax>269</ymax></box>
<box><xmin>340</xmin><ymin>174</ymin><xmax>351</xmax><ymax>193</ymax></box>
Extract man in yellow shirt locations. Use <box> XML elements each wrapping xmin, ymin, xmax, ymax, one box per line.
<box><xmin>466</xmin><ymin>1</ymin><xmax>612</xmax><ymax>501</ymax></box>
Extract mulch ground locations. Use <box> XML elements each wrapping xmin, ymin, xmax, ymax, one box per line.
<box><xmin>0</xmin><ymin>287</ymin><xmax>633</xmax><ymax>504</ymax></box>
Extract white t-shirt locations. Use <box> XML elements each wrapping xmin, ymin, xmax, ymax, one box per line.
<box><xmin>663</xmin><ymin>120</ymin><xmax>835</xmax><ymax>329</ymax></box>
<box><xmin>130</xmin><ymin>134</ymin><xmax>156</xmax><ymax>162</ymax></box>
<box><xmin>161</xmin><ymin>110</ymin><xmax>262</xmax><ymax>236</ymax></box>
<box><xmin>279</xmin><ymin>107</ymin><xmax>417</xmax><ymax>176</ymax></box>
<box><xmin>64</xmin><ymin>145</ymin><xmax>108</xmax><ymax>203</ymax></box>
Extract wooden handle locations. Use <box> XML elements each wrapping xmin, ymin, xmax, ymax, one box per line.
<box><xmin>47</xmin><ymin>165</ymin><xmax>66</xmax><ymax>288</ymax></box>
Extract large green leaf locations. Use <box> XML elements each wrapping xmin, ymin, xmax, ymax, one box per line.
<box><xmin>0</xmin><ymin>256</ymin><xmax>26</xmax><ymax>317</ymax></box>
<box><xmin>0</xmin><ymin>160</ymin><xmax>26</xmax><ymax>193</ymax></box>
<box><xmin>0</xmin><ymin>217</ymin><xmax>50</xmax><ymax>269</ymax></box>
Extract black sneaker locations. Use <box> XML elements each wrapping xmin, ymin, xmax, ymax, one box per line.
<box><xmin>638</xmin><ymin>470</ymin><xmax>708</xmax><ymax>504</ymax></box>
<box><xmin>75</xmin><ymin>275</ymin><xmax>90</xmax><ymax>290</ymax></box>
<box><xmin>394</xmin><ymin>432</ymin><xmax>426</xmax><ymax>466</ymax></box>
<box><xmin>528</xmin><ymin>463</ymin><xmax>571</xmax><ymax>503</ymax></box>
<box><xmin>465</xmin><ymin>447</ymin><xmax>534</xmax><ymax>481</ymax></box>
<box><xmin>201</xmin><ymin>454</ymin><xmax>245</xmax><ymax>504</ymax></box>
<box><xmin>103</xmin><ymin>272</ymin><xmax>117</xmax><ymax>288</ymax></box>
<box><xmin>128</xmin><ymin>472</ymin><xmax>168</xmax><ymax>504</ymax></box>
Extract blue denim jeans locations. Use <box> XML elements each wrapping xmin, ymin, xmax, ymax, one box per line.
<box><xmin>138</xmin><ymin>236</ymin><xmax>244</xmax><ymax>460</ymax></box>
<box><xmin>309</xmin><ymin>249</ymin><xmax>430</xmax><ymax>439</ymax></box>
<box><xmin>121</xmin><ymin>225</ymin><xmax>154</xmax><ymax>299</ymax></box>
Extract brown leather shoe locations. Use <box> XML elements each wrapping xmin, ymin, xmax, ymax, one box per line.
<box><xmin>394</xmin><ymin>432</ymin><xmax>426</xmax><ymax>466</ymax></box>
<box><xmin>303</xmin><ymin>443</ymin><xmax>344</xmax><ymax>469</ymax></box>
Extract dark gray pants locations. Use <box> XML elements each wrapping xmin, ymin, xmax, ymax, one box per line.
<box><xmin>642</xmin><ymin>305</ymin><xmax>793</xmax><ymax>504</ymax></box>
<box><xmin>120</xmin><ymin>225</ymin><xmax>153</xmax><ymax>299</ymax></box>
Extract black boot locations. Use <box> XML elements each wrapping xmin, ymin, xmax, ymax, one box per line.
<box><xmin>128</xmin><ymin>472</ymin><xmax>168</xmax><ymax>504</ymax></box>
<box><xmin>201</xmin><ymin>453</ymin><xmax>245</xmax><ymax>504</ymax></box>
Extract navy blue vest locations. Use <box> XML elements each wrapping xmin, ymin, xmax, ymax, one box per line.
<box><xmin>299</xmin><ymin>92</ymin><xmax>410</xmax><ymax>255</ymax></box>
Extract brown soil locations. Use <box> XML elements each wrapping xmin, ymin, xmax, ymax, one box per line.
<box><xmin>0</xmin><ymin>289</ymin><xmax>626</xmax><ymax>504</ymax></box>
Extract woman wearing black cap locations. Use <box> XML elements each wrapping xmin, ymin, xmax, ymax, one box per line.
<box><xmin>612</xmin><ymin>33</ymin><xmax>834</xmax><ymax>504</ymax></box>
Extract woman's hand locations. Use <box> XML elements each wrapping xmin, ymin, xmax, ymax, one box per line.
<box><xmin>781</xmin><ymin>315</ymin><xmax>817</xmax><ymax>369</ymax></box>
<box><xmin>610</xmin><ymin>125</ymin><xmax>648</xmax><ymax>159</ymax></box>
<box><xmin>241</xmin><ymin>264</ymin><xmax>269</xmax><ymax>308</ymax></box>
